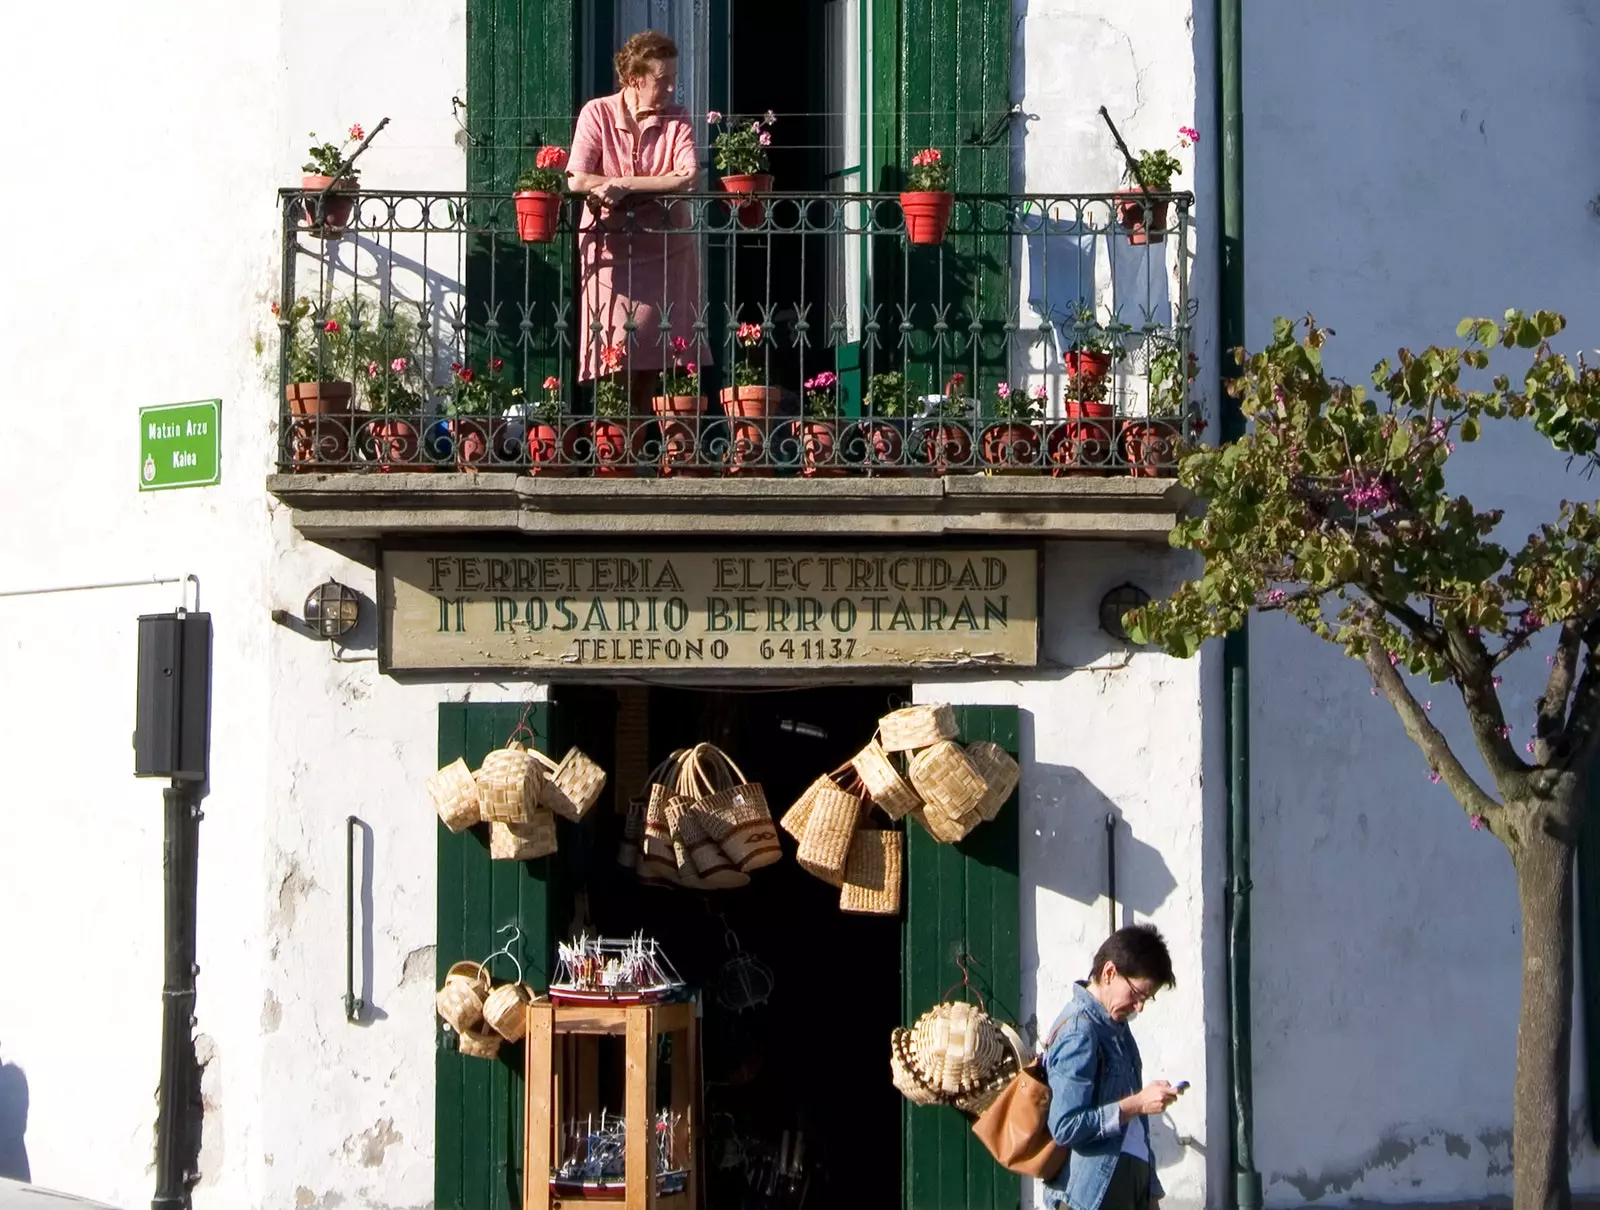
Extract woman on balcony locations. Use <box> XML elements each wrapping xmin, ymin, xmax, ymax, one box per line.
<box><xmin>568</xmin><ymin>30</ymin><xmax>711</xmax><ymax>405</ymax></box>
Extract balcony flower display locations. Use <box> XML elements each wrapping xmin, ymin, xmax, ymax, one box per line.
<box><xmin>586</xmin><ymin>343</ymin><xmax>636</xmax><ymax>478</ymax></box>
<box><xmin>859</xmin><ymin>370</ymin><xmax>913</xmax><ymax>472</ymax></box>
<box><xmin>514</xmin><ymin>146</ymin><xmax>568</xmax><ymax>243</ymax></box>
<box><xmin>710</xmin><ymin>111</ymin><xmax>776</xmax><ymax>227</ymax></box>
<box><xmin>722</xmin><ymin>322</ymin><xmax>780</xmax><ymax>475</ymax></box>
<box><xmin>300</xmin><ymin>124</ymin><xmax>367</xmax><ymax>237</ymax></box>
<box><xmin>922</xmin><ymin>371</ymin><xmax>974</xmax><ymax>471</ymax></box>
<box><xmin>980</xmin><ymin>381</ymin><xmax>1044</xmax><ymax>468</ymax></box>
<box><xmin>1065</xmin><ymin>303</ymin><xmax>1132</xmax><ymax>401</ymax></box>
<box><xmin>525</xmin><ymin>375</ymin><xmax>567</xmax><ymax>475</ymax></box>
<box><xmin>653</xmin><ymin>337</ymin><xmax>707</xmax><ymax>476</ymax></box>
<box><xmin>1115</xmin><ymin>125</ymin><xmax>1196</xmax><ymax>245</ymax></box>
<box><xmin>900</xmin><ymin>148</ymin><xmax>953</xmax><ymax>246</ymax></box>
<box><xmin>439</xmin><ymin>358</ymin><xmax>513</xmax><ymax>472</ymax></box>
<box><xmin>1122</xmin><ymin>335</ymin><xmax>1202</xmax><ymax>478</ymax></box>
<box><xmin>796</xmin><ymin>371</ymin><xmax>841</xmax><ymax>477</ymax></box>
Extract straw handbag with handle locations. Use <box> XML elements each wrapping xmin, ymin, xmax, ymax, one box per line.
<box><xmin>852</xmin><ymin>735</ymin><xmax>922</xmax><ymax>820</ymax></box>
<box><xmin>531</xmin><ymin>746</ymin><xmax>608</xmax><ymax>821</ymax></box>
<box><xmin>483</xmin><ymin>980</ymin><xmax>533</xmax><ymax>1042</ymax></box>
<box><xmin>839</xmin><ymin>826</ymin><xmax>903</xmax><ymax>915</ymax></box>
<box><xmin>795</xmin><ymin>773</ymin><xmax>863</xmax><ymax>887</ymax></box>
<box><xmin>436</xmin><ymin>961</ymin><xmax>490</xmax><ymax>1033</ymax></box>
<box><xmin>667</xmin><ymin>798</ymin><xmax>749</xmax><ymax>889</ymax></box>
<box><xmin>476</xmin><ymin>743</ymin><xmax>543</xmax><ymax>825</ymax></box>
<box><xmin>910</xmin><ymin>804</ymin><xmax>979</xmax><ymax>845</ymax></box>
<box><xmin>908</xmin><ymin>741</ymin><xmax>989</xmax><ymax>833</ymax></box>
<box><xmin>427</xmin><ymin>758</ymin><xmax>481</xmax><ymax>832</ymax></box>
<box><xmin>489</xmin><ymin>811</ymin><xmax>557</xmax><ymax>860</ymax></box>
<box><xmin>682</xmin><ymin>744</ymin><xmax>780</xmax><ymax>872</ymax></box>
<box><xmin>965</xmin><ymin>742</ymin><xmax>1020</xmax><ymax>822</ymax></box>
<box><xmin>455</xmin><ymin>1020</ymin><xmax>503</xmax><ymax>1060</ymax></box>
<box><xmin>781</xmin><ymin>773</ymin><xmax>833</xmax><ymax>840</ymax></box>
<box><xmin>878</xmin><ymin>703</ymin><xmax>958</xmax><ymax>752</ymax></box>
<box><xmin>640</xmin><ymin>788</ymin><xmax>682</xmax><ymax>884</ymax></box>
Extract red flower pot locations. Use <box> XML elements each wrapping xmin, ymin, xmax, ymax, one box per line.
<box><xmin>1065</xmin><ymin>351</ymin><xmax>1112</xmax><ymax>397</ymax></box>
<box><xmin>1048</xmin><ymin>401</ymin><xmax>1116</xmax><ymax>475</ymax></box>
<box><xmin>719</xmin><ymin>173</ymin><xmax>774</xmax><ymax>228</ymax></box>
<box><xmin>571</xmin><ymin>419</ymin><xmax>635</xmax><ymax>477</ymax></box>
<box><xmin>921</xmin><ymin>422</ymin><xmax>973</xmax><ymax>472</ymax></box>
<box><xmin>301</xmin><ymin>175</ymin><xmax>358</xmax><ymax>237</ymax></box>
<box><xmin>527</xmin><ymin>422</ymin><xmax>567</xmax><ymax>476</ymax></box>
<box><xmin>1114</xmin><ymin>191</ymin><xmax>1170</xmax><ymax>246</ymax></box>
<box><xmin>650</xmin><ymin>396</ymin><xmax>707</xmax><ymax>476</ymax></box>
<box><xmin>980</xmin><ymin>422</ymin><xmax>1041</xmax><ymax>469</ymax></box>
<box><xmin>856</xmin><ymin>419</ymin><xmax>906</xmax><ymax>474</ymax></box>
<box><xmin>720</xmin><ymin>386</ymin><xmax>783</xmax><ymax>476</ymax></box>
<box><xmin>1121</xmin><ymin>419</ymin><xmax>1181</xmax><ymax>477</ymax></box>
<box><xmin>448</xmin><ymin>417</ymin><xmax>497</xmax><ymax>472</ymax></box>
<box><xmin>284</xmin><ymin>381</ymin><xmax>353</xmax><ymax>468</ymax></box>
<box><xmin>899</xmin><ymin>191</ymin><xmax>955</xmax><ymax>245</ymax></box>
<box><xmin>514</xmin><ymin>191</ymin><xmax>561</xmax><ymax>243</ymax></box>
<box><xmin>795</xmin><ymin>420</ymin><xmax>841</xmax><ymax>477</ymax></box>
<box><xmin>368</xmin><ymin>418</ymin><xmax>420</xmax><ymax>471</ymax></box>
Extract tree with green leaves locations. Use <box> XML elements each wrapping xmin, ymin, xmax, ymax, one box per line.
<box><xmin>1126</xmin><ymin>309</ymin><xmax>1600</xmax><ymax>1210</ymax></box>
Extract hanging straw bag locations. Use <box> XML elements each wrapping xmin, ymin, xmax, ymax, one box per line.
<box><xmin>427</xmin><ymin>758</ymin><xmax>481</xmax><ymax>832</ymax></box>
<box><xmin>781</xmin><ymin>773</ymin><xmax>834</xmax><ymax>840</ymax></box>
<box><xmin>795</xmin><ymin>771</ymin><xmax>865</xmax><ymax>887</ymax></box>
<box><xmin>852</xmin><ymin>735</ymin><xmax>922</xmax><ymax>821</ymax></box>
<box><xmin>908</xmin><ymin>741</ymin><xmax>989</xmax><ymax>833</ymax></box>
<box><xmin>879</xmin><ymin>703</ymin><xmax>958</xmax><ymax>752</ymax></box>
<box><xmin>489</xmin><ymin>811</ymin><xmax>557</xmax><ymax>860</ymax></box>
<box><xmin>904</xmin><ymin>998</ymin><xmax>1008</xmax><ymax>1098</ymax></box>
<box><xmin>911</xmin><ymin>804</ymin><xmax>979</xmax><ymax>845</ymax></box>
<box><xmin>667</xmin><ymin>798</ymin><xmax>748</xmax><ymax>889</ymax></box>
<box><xmin>965</xmin><ymin>742</ymin><xmax>1020</xmax><ymax>821</ymax></box>
<box><xmin>483</xmin><ymin>981</ymin><xmax>533</xmax><ymax>1042</ymax></box>
<box><xmin>641</xmin><ymin>790</ymin><xmax>682</xmax><ymax>884</ymax></box>
<box><xmin>972</xmin><ymin>1021</ymin><xmax>1066</xmax><ymax>1178</ymax></box>
<box><xmin>531</xmin><ymin>746</ymin><xmax>608</xmax><ymax>821</ymax></box>
<box><xmin>436</xmin><ymin>960</ymin><xmax>490</xmax><ymax>1033</ymax></box>
<box><xmin>476</xmin><ymin>743</ymin><xmax>542</xmax><ymax>825</ymax></box>
<box><xmin>455</xmin><ymin>1020</ymin><xmax>503</xmax><ymax>1060</ymax></box>
<box><xmin>891</xmin><ymin>1028</ymin><xmax>944</xmax><ymax>1106</ymax></box>
<box><xmin>839</xmin><ymin>826</ymin><xmax>903</xmax><ymax>915</ymax></box>
<box><xmin>682</xmin><ymin>744</ymin><xmax>780</xmax><ymax>872</ymax></box>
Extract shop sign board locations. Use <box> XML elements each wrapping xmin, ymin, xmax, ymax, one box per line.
<box><xmin>381</xmin><ymin>549</ymin><xmax>1038</xmax><ymax>672</ymax></box>
<box><xmin>139</xmin><ymin>399</ymin><xmax>221</xmax><ymax>491</ymax></box>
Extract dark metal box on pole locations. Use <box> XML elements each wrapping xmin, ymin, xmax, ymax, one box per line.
<box><xmin>135</xmin><ymin>612</ymin><xmax>212</xmax><ymax>781</ymax></box>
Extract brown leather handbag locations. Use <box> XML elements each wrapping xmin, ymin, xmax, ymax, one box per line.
<box><xmin>971</xmin><ymin>1052</ymin><xmax>1067</xmax><ymax>1179</ymax></box>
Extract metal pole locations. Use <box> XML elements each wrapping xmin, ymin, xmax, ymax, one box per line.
<box><xmin>345</xmin><ymin>816</ymin><xmax>364</xmax><ymax>1022</ymax></box>
<box><xmin>1105</xmin><ymin>812</ymin><xmax>1119</xmax><ymax>935</ymax></box>
<box><xmin>153</xmin><ymin>781</ymin><xmax>200</xmax><ymax>1210</ymax></box>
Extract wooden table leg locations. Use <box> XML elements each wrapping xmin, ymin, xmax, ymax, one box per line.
<box><xmin>625</xmin><ymin>1007</ymin><xmax>654</xmax><ymax>1210</ymax></box>
<box><xmin>526</xmin><ymin>1003</ymin><xmax>554</xmax><ymax>1210</ymax></box>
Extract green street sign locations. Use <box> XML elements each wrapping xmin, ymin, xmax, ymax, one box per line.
<box><xmin>140</xmin><ymin>399</ymin><xmax>221</xmax><ymax>491</ymax></box>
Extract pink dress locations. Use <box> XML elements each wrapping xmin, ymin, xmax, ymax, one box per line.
<box><xmin>569</xmin><ymin>93</ymin><xmax>712</xmax><ymax>381</ymax></box>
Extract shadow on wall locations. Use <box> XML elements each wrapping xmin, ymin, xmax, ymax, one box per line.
<box><xmin>0</xmin><ymin>1054</ymin><xmax>29</xmax><ymax>1182</ymax></box>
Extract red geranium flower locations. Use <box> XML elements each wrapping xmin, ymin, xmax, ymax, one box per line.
<box><xmin>323</xmin><ymin>320</ymin><xmax>340</xmax><ymax>333</ymax></box>
<box><xmin>490</xmin><ymin>358</ymin><xmax>504</xmax><ymax>372</ymax></box>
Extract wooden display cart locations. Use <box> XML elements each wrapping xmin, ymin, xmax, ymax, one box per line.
<box><xmin>524</xmin><ymin>998</ymin><xmax>700</xmax><ymax>1210</ymax></box>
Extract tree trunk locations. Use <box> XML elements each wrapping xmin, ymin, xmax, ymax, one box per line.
<box><xmin>1512</xmin><ymin>812</ymin><xmax>1576</xmax><ymax>1210</ymax></box>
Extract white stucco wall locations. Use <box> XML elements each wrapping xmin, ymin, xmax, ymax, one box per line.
<box><xmin>1244</xmin><ymin>2</ymin><xmax>1600</xmax><ymax>1204</ymax></box>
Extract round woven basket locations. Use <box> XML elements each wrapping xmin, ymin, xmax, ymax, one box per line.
<box><xmin>477</xmin><ymin>745</ymin><xmax>542</xmax><ymax>825</ymax></box>
<box><xmin>483</xmin><ymin>981</ymin><xmax>533</xmax><ymax>1042</ymax></box>
<box><xmin>851</xmin><ymin>736</ymin><xmax>922</xmax><ymax>820</ymax></box>
<box><xmin>489</xmin><ymin>810</ymin><xmax>557</xmax><ymax>860</ymax></box>
<box><xmin>965</xmin><ymin>741</ymin><xmax>1020</xmax><ymax>821</ymax></box>
<box><xmin>796</xmin><ymin>785</ymin><xmax>862</xmax><ymax>887</ymax></box>
<box><xmin>427</xmin><ymin>758</ymin><xmax>481</xmax><ymax>832</ymax></box>
<box><xmin>839</xmin><ymin>827</ymin><xmax>904</xmax><ymax>915</ymax></box>
<box><xmin>908</xmin><ymin>741</ymin><xmax>989</xmax><ymax>827</ymax></box>
<box><xmin>455</xmin><ymin>1020</ymin><xmax>503</xmax><ymax>1060</ymax></box>
<box><xmin>879</xmin><ymin>703</ymin><xmax>958</xmax><ymax>752</ymax></box>
<box><xmin>436</xmin><ymin>960</ymin><xmax>490</xmax><ymax>1033</ymax></box>
<box><xmin>891</xmin><ymin>1028</ymin><xmax>944</xmax><ymax>1106</ymax></box>
<box><xmin>532</xmin><ymin>746</ymin><xmax>608</xmax><ymax>821</ymax></box>
<box><xmin>951</xmin><ymin>1020</ymin><xmax>1030</xmax><ymax>1115</ymax></box>
<box><xmin>905</xmin><ymin>1000</ymin><xmax>1008</xmax><ymax>1097</ymax></box>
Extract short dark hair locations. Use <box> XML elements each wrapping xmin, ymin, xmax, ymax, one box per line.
<box><xmin>1089</xmin><ymin>924</ymin><xmax>1175</xmax><ymax>989</ymax></box>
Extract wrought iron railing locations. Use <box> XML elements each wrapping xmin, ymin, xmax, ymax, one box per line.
<box><xmin>274</xmin><ymin>186</ymin><xmax>1195</xmax><ymax>477</ymax></box>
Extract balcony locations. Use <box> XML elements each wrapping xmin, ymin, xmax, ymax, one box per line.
<box><xmin>265</xmin><ymin>185</ymin><xmax>1196</xmax><ymax>541</ymax></box>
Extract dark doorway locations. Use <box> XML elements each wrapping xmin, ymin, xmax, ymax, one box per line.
<box><xmin>554</xmin><ymin>683</ymin><xmax>907</xmax><ymax>1209</ymax></box>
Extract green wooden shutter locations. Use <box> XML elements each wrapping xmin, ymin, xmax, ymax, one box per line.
<box><xmin>465</xmin><ymin>0</ymin><xmax>576</xmax><ymax>395</ymax></box>
<box><xmin>904</xmin><ymin>705</ymin><xmax>1022</xmax><ymax>1210</ymax></box>
<box><xmin>435</xmin><ymin>702</ymin><xmax>555</xmax><ymax>1210</ymax></box>
<box><xmin>1581</xmin><ymin>765</ymin><xmax>1600</xmax><ymax>1143</ymax></box>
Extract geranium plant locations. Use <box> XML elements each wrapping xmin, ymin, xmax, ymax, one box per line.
<box><xmin>1069</xmin><ymin>303</ymin><xmax>1134</xmax><ymax>359</ymax></box>
<box><xmin>594</xmin><ymin>344</ymin><xmax>630</xmax><ymax>418</ymax></box>
<box><xmin>1124</xmin><ymin>125</ymin><xmax>1197</xmax><ymax>192</ymax></box>
<box><xmin>732</xmin><ymin>323</ymin><xmax>767</xmax><ymax>388</ymax></box>
<box><xmin>989</xmin><ymin>381</ymin><xmax>1044</xmax><ymax>423</ymax></box>
<box><xmin>1145</xmin><ymin>335</ymin><xmax>1204</xmax><ymax>431</ymax></box>
<box><xmin>440</xmin><ymin>358</ymin><xmax>510</xmax><ymax>417</ymax></box>
<box><xmin>907</xmin><ymin>148</ymin><xmax>951</xmax><ymax>192</ymax></box>
<box><xmin>361</xmin><ymin>354</ymin><xmax>424</xmax><ymax>416</ymax></box>
<box><xmin>529</xmin><ymin>374</ymin><xmax>562</xmax><ymax>422</ymax></box>
<box><xmin>303</xmin><ymin>124</ymin><xmax>367</xmax><ymax>180</ymax></box>
<box><xmin>660</xmin><ymin>336</ymin><xmax>701</xmax><ymax>397</ymax></box>
<box><xmin>708</xmin><ymin>111</ymin><xmax>775</xmax><ymax>177</ymax></box>
<box><xmin>931</xmin><ymin>371</ymin><xmax>973</xmax><ymax>419</ymax></box>
<box><xmin>803</xmin><ymin>371</ymin><xmax>839</xmax><ymax>418</ymax></box>
<box><xmin>516</xmin><ymin>146</ymin><xmax>569</xmax><ymax>194</ymax></box>
<box><xmin>866</xmin><ymin>370</ymin><xmax>912</xmax><ymax>418</ymax></box>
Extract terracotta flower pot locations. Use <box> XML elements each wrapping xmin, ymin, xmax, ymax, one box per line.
<box><xmin>448</xmin><ymin>417</ymin><xmax>496</xmax><ymax>472</ymax></box>
<box><xmin>795</xmin><ymin>419</ymin><xmax>841</xmax><ymax>477</ymax></box>
<box><xmin>920</xmin><ymin>421</ymin><xmax>972</xmax><ymax>472</ymax></box>
<box><xmin>719</xmin><ymin>173</ymin><xmax>774</xmax><ymax>228</ymax></box>
<box><xmin>1048</xmin><ymin>400</ymin><xmax>1116</xmax><ymax>476</ymax></box>
<box><xmin>284</xmin><ymin>381</ymin><xmax>353</xmax><ymax>468</ymax></box>
<box><xmin>1121</xmin><ymin>419</ymin><xmax>1181</xmax><ymax>478</ymax></box>
<box><xmin>721</xmin><ymin>386</ymin><xmax>784</xmax><ymax>475</ymax></box>
<box><xmin>855</xmin><ymin>419</ymin><xmax>907</xmax><ymax>474</ymax></box>
<box><xmin>514</xmin><ymin>191</ymin><xmax>561</xmax><ymax>243</ymax></box>
<box><xmin>527</xmin><ymin>421</ymin><xmax>568</xmax><ymax>476</ymax></box>
<box><xmin>368</xmin><ymin>418</ymin><xmax>420</xmax><ymax>472</ymax></box>
<box><xmin>899</xmin><ymin>191</ymin><xmax>955</xmax><ymax>245</ymax></box>
<box><xmin>980</xmin><ymin>422</ymin><xmax>1041</xmax><ymax>469</ymax></box>
<box><xmin>650</xmin><ymin>396</ymin><xmax>707</xmax><ymax>476</ymax></box>
<box><xmin>301</xmin><ymin>175</ymin><xmax>358</xmax><ymax>237</ymax></box>
<box><xmin>571</xmin><ymin>418</ymin><xmax>635</xmax><ymax>478</ymax></box>
<box><xmin>1114</xmin><ymin>190</ymin><xmax>1170</xmax><ymax>246</ymax></box>
<box><xmin>1064</xmin><ymin>351</ymin><xmax>1112</xmax><ymax>396</ymax></box>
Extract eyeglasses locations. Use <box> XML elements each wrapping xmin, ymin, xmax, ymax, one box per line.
<box><xmin>1121</xmin><ymin>973</ymin><xmax>1157</xmax><ymax>1007</ymax></box>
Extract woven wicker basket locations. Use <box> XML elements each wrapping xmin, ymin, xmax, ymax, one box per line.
<box><xmin>891</xmin><ymin>1028</ymin><xmax>944</xmax><ymax>1106</ymax></box>
<box><xmin>532</xmin><ymin>746</ymin><xmax>608</xmax><ymax>821</ymax></box>
<box><xmin>908</xmin><ymin>741</ymin><xmax>989</xmax><ymax>827</ymax></box>
<box><xmin>951</xmin><ymin>1020</ymin><xmax>1030</xmax><ymax>1115</ymax></box>
<box><xmin>965</xmin><ymin>742</ymin><xmax>1020</xmax><ymax>821</ymax></box>
<box><xmin>839</xmin><ymin>827</ymin><xmax>904</xmax><ymax>915</ymax></box>
<box><xmin>780</xmin><ymin>774</ymin><xmax>832</xmax><ymax>840</ymax></box>
<box><xmin>667</xmin><ymin>798</ymin><xmax>749</xmax><ymax>889</ymax></box>
<box><xmin>682</xmin><ymin>745</ymin><xmax>780</xmax><ymax>872</ymax></box>
<box><xmin>879</xmin><ymin>703</ymin><xmax>958</xmax><ymax>752</ymax></box>
<box><xmin>488</xmin><ymin>811</ymin><xmax>557</xmax><ymax>860</ymax></box>
<box><xmin>428</xmin><ymin>758</ymin><xmax>481</xmax><ymax>832</ymax></box>
<box><xmin>640</xmin><ymin>786</ymin><xmax>682</xmax><ymax>884</ymax></box>
<box><xmin>483</xmin><ymin>981</ymin><xmax>533</xmax><ymax>1042</ymax></box>
<box><xmin>795</xmin><ymin>784</ymin><xmax>862</xmax><ymax>887</ymax></box>
<box><xmin>910</xmin><ymin>804</ymin><xmax>979</xmax><ymax>845</ymax></box>
<box><xmin>476</xmin><ymin>744</ymin><xmax>542</xmax><ymax>825</ymax></box>
<box><xmin>435</xmin><ymin>960</ymin><xmax>489</xmax><ymax>1033</ymax></box>
<box><xmin>851</xmin><ymin>736</ymin><xmax>922</xmax><ymax>820</ymax></box>
<box><xmin>906</xmin><ymin>1000</ymin><xmax>1008</xmax><ymax>1097</ymax></box>
<box><xmin>455</xmin><ymin>1020</ymin><xmax>503</xmax><ymax>1060</ymax></box>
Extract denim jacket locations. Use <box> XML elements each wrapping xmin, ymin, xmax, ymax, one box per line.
<box><xmin>1042</xmin><ymin>982</ymin><xmax>1164</xmax><ymax>1210</ymax></box>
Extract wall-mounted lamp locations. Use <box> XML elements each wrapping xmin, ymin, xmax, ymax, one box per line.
<box><xmin>1098</xmin><ymin>583</ymin><xmax>1151</xmax><ymax>642</ymax></box>
<box><xmin>272</xmin><ymin>579</ymin><xmax>361</xmax><ymax>640</ymax></box>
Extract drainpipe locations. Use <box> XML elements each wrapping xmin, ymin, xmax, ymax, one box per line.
<box><xmin>1217</xmin><ymin>0</ymin><xmax>1262</xmax><ymax>1208</ymax></box>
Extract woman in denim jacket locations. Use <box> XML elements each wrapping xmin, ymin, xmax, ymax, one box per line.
<box><xmin>1043</xmin><ymin>925</ymin><xmax>1181</xmax><ymax>1210</ymax></box>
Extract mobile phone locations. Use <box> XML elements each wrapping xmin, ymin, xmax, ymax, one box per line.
<box><xmin>1173</xmin><ymin>1080</ymin><xmax>1190</xmax><ymax>1093</ymax></box>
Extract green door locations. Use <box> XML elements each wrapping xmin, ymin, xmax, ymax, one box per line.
<box><xmin>904</xmin><ymin>705</ymin><xmax>1023</xmax><ymax>1210</ymax></box>
<box><xmin>434</xmin><ymin>702</ymin><xmax>556</xmax><ymax>1210</ymax></box>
